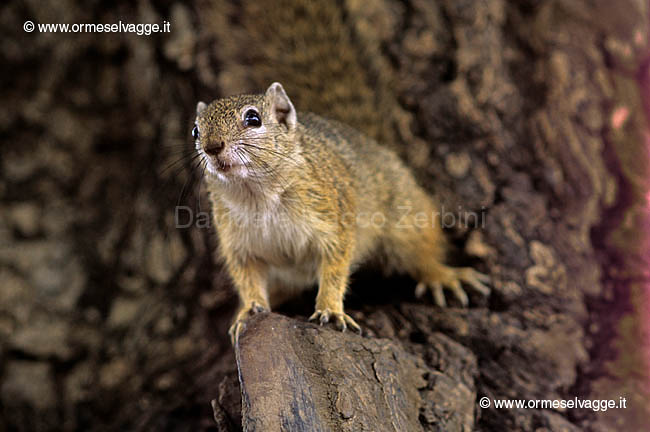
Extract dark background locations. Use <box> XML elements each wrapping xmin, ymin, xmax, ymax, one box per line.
<box><xmin>1</xmin><ymin>0</ymin><xmax>649</xmax><ymax>430</ymax></box>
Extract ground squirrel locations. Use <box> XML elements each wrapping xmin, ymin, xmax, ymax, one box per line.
<box><xmin>194</xmin><ymin>82</ymin><xmax>490</xmax><ymax>342</ymax></box>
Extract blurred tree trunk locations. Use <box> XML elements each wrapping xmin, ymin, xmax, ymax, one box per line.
<box><xmin>2</xmin><ymin>1</ymin><xmax>648</xmax><ymax>431</ymax></box>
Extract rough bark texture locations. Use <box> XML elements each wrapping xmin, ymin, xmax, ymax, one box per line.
<box><xmin>1</xmin><ymin>0</ymin><xmax>649</xmax><ymax>431</ymax></box>
<box><xmin>235</xmin><ymin>313</ymin><xmax>436</xmax><ymax>432</ymax></box>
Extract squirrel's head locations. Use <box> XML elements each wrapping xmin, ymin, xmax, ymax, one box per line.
<box><xmin>194</xmin><ymin>82</ymin><xmax>298</xmax><ymax>182</ymax></box>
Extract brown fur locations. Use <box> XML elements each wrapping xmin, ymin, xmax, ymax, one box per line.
<box><xmin>194</xmin><ymin>83</ymin><xmax>489</xmax><ymax>342</ymax></box>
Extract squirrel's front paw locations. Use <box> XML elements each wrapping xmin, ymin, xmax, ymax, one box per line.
<box><xmin>228</xmin><ymin>301</ymin><xmax>269</xmax><ymax>345</ymax></box>
<box><xmin>309</xmin><ymin>308</ymin><xmax>361</xmax><ymax>334</ymax></box>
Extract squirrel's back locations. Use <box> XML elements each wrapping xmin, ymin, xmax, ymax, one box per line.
<box><xmin>297</xmin><ymin>111</ymin><xmax>425</xmax><ymax>219</ymax></box>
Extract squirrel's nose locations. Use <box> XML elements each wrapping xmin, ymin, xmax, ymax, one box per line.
<box><xmin>205</xmin><ymin>141</ymin><xmax>225</xmax><ymax>156</ymax></box>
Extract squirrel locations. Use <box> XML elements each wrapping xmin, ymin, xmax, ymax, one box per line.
<box><xmin>194</xmin><ymin>82</ymin><xmax>490</xmax><ymax>342</ymax></box>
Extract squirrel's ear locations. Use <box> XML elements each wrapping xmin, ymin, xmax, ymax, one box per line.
<box><xmin>265</xmin><ymin>82</ymin><xmax>297</xmax><ymax>131</ymax></box>
<box><xmin>196</xmin><ymin>101</ymin><xmax>207</xmax><ymax>115</ymax></box>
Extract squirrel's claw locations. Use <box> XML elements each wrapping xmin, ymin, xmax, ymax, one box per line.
<box><xmin>228</xmin><ymin>321</ymin><xmax>243</xmax><ymax>346</ymax></box>
<box><xmin>228</xmin><ymin>301</ymin><xmax>269</xmax><ymax>345</ymax></box>
<box><xmin>309</xmin><ymin>309</ymin><xmax>362</xmax><ymax>335</ymax></box>
<box><xmin>416</xmin><ymin>268</ymin><xmax>491</xmax><ymax>307</ymax></box>
<box><xmin>456</xmin><ymin>268</ymin><xmax>491</xmax><ymax>296</ymax></box>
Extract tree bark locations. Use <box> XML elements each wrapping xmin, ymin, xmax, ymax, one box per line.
<box><xmin>232</xmin><ymin>312</ymin><xmax>476</xmax><ymax>431</ymax></box>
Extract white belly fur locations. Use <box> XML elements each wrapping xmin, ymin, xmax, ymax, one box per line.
<box><xmin>224</xmin><ymin>195</ymin><xmax>321</xmax><ymax>290</ymax></box>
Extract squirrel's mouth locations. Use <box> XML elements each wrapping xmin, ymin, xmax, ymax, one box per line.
<box><xmin>204</xmin><ymin>154</ymin><xmax>248</xmax><ymax>178</ymax></box>
<box><xmin>199</xmin><ymin>146</ymin><xmax>254</xmax><ymax>180</ymax></box>
<box><xmin>211</xmin><ymin>158</ymin><xmax>236</xmax><ymax>172</ymax></box>
<box><xmin>215</xmin><ymin>159</ymin><xmax>234</xmax><ymax>171</ymax></box>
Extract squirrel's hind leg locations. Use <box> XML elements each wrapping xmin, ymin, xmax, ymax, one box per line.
<box><xmin>415</xmin><ymin>266</ymin><xmax>490</xmax><ymax>307</ymax></box>
<box><xmin>386</xmin><ymin>213</ymin><xmax>490</xmax><ymax>307</ymax></box>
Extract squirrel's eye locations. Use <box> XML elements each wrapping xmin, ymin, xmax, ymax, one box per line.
<box><xmin>192</xmin><ymin>125</ymin><xmax>199</xmax><ymax>140</ymax></box>
<box><xmin>244</xmin><ymin>109</ymin><xmax>262</xmax><ymax>127</ymax></box>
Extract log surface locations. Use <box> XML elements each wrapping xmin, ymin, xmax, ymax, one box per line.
<box><xmin>235</xmin><ymin>312</ymin><xmax>474</xmax><ymax>431</ymax></box>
